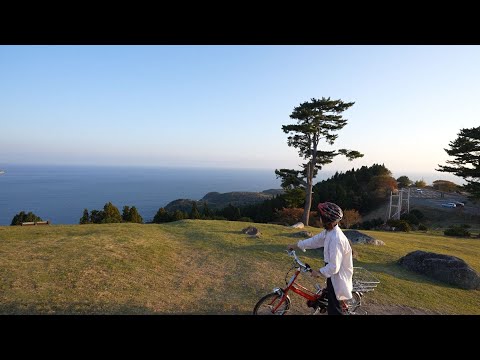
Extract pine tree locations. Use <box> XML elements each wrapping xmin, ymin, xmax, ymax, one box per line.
<box><xmin>172</xmin><ymin>210</ymin><xmax>186</xmax><ymax>221</ymax></box>
<box><xmin>122</xmin><ymin>206</ymin><xmax>131</xmax><ymax>222</ymax></box>
<box><xmin>275</xmin><ymin>97</ymin><xmax>363</xmax><ymax>225</ymax></box>
<box><xmin>396</xmin><ymin>176</ymin><xmax>412</xmax><ymax>188</ymax></box>
<box><xmin>90</xmin><ymin>210</ymin><xmax>105</xmax><ymax>224</ymax></box>
<box><xmin>129</xmin><ymin>206</ymin><xmax>143</xmax><ymax>223</ymax></box>
<box><xmin>222</xmin><ymin>203</ymin><xmax>241</xmax><ymax>221</ymax></box>
<box><xmin>153</xmin><ymin>208</ymin><xmax>171</xmax><ymax>223</ymax></box>
<box><xmin>190</xmin><ymin>202</ymin><xmax>201</xmax><ymax>219</ymax></box>
<box><xmin>103</xmin><ymin>202</ymin><xmax>122</xmax><ymax>223</ymax></box>
<box><xmin>80</xmin><ymin>209</ymin><xmax>90</xmax><ymax>224</ymax></box>
<box><xmin>437</xmin><ymin>126</ymin><xmax>480</xmax><ymax>199</ymax></box>
<box><xmin>202</xmin><ymin>201</ymin><xmax>212</xmax><ymax>219</ymax></box>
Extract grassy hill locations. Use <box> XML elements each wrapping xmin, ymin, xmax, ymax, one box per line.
<box><xmin>0</xmin><ymin>220</ymin><xmax>479</xmax><ymax>314</ymax></box>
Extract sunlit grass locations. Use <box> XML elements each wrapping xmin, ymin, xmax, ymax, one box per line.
<box><xmin>0</xmin><ymin>221</ymin><xmax>478</xmax><ymax>314</ymax></box>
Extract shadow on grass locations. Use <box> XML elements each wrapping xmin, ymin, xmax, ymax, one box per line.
<box><xmin>220</xmin><ymin>230</ymin><xmax>246</xmax><ymax>235</ymax></box>
<box><xmin>237</xmin><ymin>242</ymin><xmax>325</xmax><ymax>262</ymax></box>
<box><xmin>213</xmin><ymin>229</ymin><xmax>308</xmax><ymax>237</ymax></box>
<box><xmin>0</xmin><ymin>302</ymin><xmax>160</xmax><ymax>315</ymax></box>
<box><xmin>279</xmin><ymin>232</ymin><xmax>314</xmax><ymax>239</ymax></box>
<box><xmin>220</xmin><ymin>229</ymin><xmax>315</xmax><ymax>242</ymax></box>
<box><xmin>269</xmin><ymin>230</ymin><xmax>313</xmax><ymax>238</ymax></box>
<box><xmin>0</xmin><ymin>302</ymin><xmax>257</xmax><ymax>315</ymax></box>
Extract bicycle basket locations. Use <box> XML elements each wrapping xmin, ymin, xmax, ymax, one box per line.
<box><xmin>352</xmin><ymin>267</ymin><xmax>380</xmax><ymax>292</ymax></box>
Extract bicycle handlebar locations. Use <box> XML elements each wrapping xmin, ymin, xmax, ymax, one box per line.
<box><xmin>286</xmin><ymin>249</ymin><xmax>312</xmax><ymax>272</ymax></box>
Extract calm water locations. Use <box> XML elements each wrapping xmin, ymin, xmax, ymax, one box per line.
<box><xmin>0</xmin><ymin>165</ymin><xmax>284</xmax><ymax>225</ymax></box>
<box><xmin>0</xmin><ymin>165</ymin><xmax>457</xmax><ymax>226</ymax></box>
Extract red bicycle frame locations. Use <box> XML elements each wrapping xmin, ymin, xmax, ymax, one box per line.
<box><xmin>254</xmin><ymin>250</ymin><xmax>365</xmax><ymax>315</ymax></box>
<box><xmin>269</xmin><ymin>253</ymin><xmax>327</xmax><ymax>314</ymax></box>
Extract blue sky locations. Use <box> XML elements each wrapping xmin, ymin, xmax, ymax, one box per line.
<box><xmin>1</xmin><ymin>45</ymin><xmax>479</xmax><ymax>183</ymax></box>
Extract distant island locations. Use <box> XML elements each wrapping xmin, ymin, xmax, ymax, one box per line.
<box><xmin>164</xmin><ymin>189</ymin><xmax>284</xmax><ymax>212</ymax></box>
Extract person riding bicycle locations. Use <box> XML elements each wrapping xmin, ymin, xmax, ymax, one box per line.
<box><xmin>287</xmin><ymin>202</ymin><xmax>353</xmax><ymax>315</ymax></box>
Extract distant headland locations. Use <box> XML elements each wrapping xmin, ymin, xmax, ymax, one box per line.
<box><xmin>164</xmin><ymin>189</ymin><xmax>284</xmax><ymax>213</ymax></box>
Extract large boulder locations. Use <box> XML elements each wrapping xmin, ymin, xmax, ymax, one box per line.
<box><xmin>241</xmin><ymin>226</ymin><xmax>260</xmax><ymax>237</ymax></box>
<box><xmin>343</xmin><ymin>230</ymin><xmax>385</xmax><ymax>246</ymax></box>
<box><xmin>398</xmin><ymin>250</ymin><xmax>480</xmax><ymax>290</ymax></box>
<box><xmin>291</xmin><ymin>222</ymin><xmax>304</xmax><ymax>229</ymax></box>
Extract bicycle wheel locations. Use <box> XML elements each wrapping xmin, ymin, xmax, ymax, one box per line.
<box><xmin>253</xmin><ymin>292</ymin><xmax>291</xmax><ymax>315</ymax></box>
<box><xmin>346</xmin><ymin>291</ymin><xmax>362</xmax><ymax>313</ymax></box>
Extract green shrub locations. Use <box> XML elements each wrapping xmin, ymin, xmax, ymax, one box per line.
<box><xmin>400</xmin><ymin>213</ymin><xmax>419</xmax><ymax>225</ymax></box>
<box><xmin>397</xmin><ymin>221</ymin><xmax>411</xmax><ymax>232</ymax></box>
<box><xmin>409</xmin><ymin>209</ymin><xmax>425</xmax><ymax>221</ymax></box>
<box><xmin>90</xmin><ymin>210</ymin><xmax>105</xmax><ymax>224</ymax></box>
<box><xmin>418</xmin><ymin>224</ymin><xmax>428</xmax><ymax>231</ymax></box>
<box><xmin>357</xmin><ymin>217</ymin><xmax>383</xmax><ymax>230</ymax></box>
<box><xmin>80</xmin><ymin>209</ymin><xmax>90</xmax><ymax>224</ymax></box>
<box><xmin>358</xmin><ymin>220</ymin><xmax>373</xmax><ymax>230</ymax></box>
<box><xmin>172</xmin><ymin>210</ymin><xmax>187</xmax><ymax>221</ymax></box>
<box><xmin>386</xmin><ymin>219</ymin><xmax>411</xmax><ymax>232</ymax></box>
<box><xmin>122</xmin><ymin>205</ymin><xmax>143</xmax><ymax>223</ymax></box>
<box><xmin>153</xmin><ymin>208</ymin><xmax>172</xmax><ymax>223</ymax></box>
<box><xmin>11</xmin><ymin>211</ymin><xmax>43</xmax><ymax>225</ymax></box>
<box><xmin>190</xmin><ymin>202</ymin><xmax>201</xmax><ymax>220</ymax></box>
<box><xmin>103</xmin><ymin>202</ymin><xmax>122</xmax><ymax>223</ymax></box>
<box><xmin>128</xmin><ymin>206</ymin><xmax>143</xmax><ymax>223</ymax></box>
<box><xmin>444</xmin><ymin>226</ymin><xmax>471</xmax><ymax>237</ymax></box>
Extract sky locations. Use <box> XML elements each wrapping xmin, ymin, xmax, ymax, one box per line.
<box><xmin>1</xmin><ymin>45</ymin><xmax>478</xmax><ymax>184</ymax></box>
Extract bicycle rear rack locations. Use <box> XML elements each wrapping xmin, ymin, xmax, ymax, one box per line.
<box><xmin>352</xmin><ymin>267</ymin><xmax>380</xmax><ymax>293</ymax></box>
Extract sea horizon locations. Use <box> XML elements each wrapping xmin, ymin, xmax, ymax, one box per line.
<box><xmin>0</xmin><ymin>163</ymin><xmax>464</xmax><ymax>226</ymax></box>
<box><xmin>0</xmin><ymin>164</ymin><xmax>287</xmax><ymax>226</ymax></box>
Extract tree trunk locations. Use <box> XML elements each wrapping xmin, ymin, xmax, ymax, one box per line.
<box><xmin>302</xmin><ymin>162</ymin><xmax>314</xmax><ymax>226</ymax></box>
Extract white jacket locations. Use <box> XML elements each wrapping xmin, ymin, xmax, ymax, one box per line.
<box><xmin>297</xmin><ymin>225</ymin><xmax>353</xmax><ymax>300</ymax></box>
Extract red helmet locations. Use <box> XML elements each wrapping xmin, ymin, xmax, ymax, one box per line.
<box><xmin>317</xmin><ymin>202</ymin><xmax>343</xmax><ymax>223</ymax></box>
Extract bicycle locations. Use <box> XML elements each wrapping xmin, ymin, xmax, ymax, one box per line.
<box><xmin>252</xmin><ymin>250</ymin><xmax>378</xmax><ymax>315</ymax></box>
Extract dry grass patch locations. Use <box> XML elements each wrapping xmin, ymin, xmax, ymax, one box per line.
<box><xmin>1</xmin><ymin>221</ymin><xmax>479</xmax><ymax>314</ymax></box>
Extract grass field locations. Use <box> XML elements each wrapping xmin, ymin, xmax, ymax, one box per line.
<box><xmin>0</xmin><ymin>220</ymin><xmax>479</xmax><ymax>314</ymax></box>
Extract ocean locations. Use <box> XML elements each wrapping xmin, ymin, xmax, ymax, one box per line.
<box><xmin>0</xmin><ymin>164</ymin><xmax>461</xmax><ymax>226</ymax></box>
<box><xmin>0</xmin><ymin>165</ymin><xmax>285</xmax><ymax>226</ymax></box>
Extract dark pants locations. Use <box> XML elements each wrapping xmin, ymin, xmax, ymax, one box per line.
<box><xmin>326</xmin><ymin>277</ymin><xmax>344</xmax><ymax>315</ymax></box>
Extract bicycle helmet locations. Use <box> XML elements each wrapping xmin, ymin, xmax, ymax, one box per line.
<box><xmin>317</xmin><ymin>202</ymin><xmax>343</xmax><ymax>224</ymax></box>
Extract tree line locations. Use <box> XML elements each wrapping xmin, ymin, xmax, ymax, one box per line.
<box><xmin>150</xmin><ymin>163</ymin><xmax>401</xmax><ymax>226</ymax></box>
<box><xmin>79</xmin><ymin>202</ymin><xmax>143</xmax><ymax>224</ymax></box>
<box><xmin>8</xmin><ymin>163</ymin><xmax>436</xmax><ymax>227</ymax></box>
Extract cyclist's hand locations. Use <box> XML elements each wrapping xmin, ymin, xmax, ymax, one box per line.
<box><xmin>287</xmin><ymin>244</ymin><xmax>297</xmax><ymax>251</ymax></box>
<box><xmin>310</xmin><ymin>270</ymin><xmax>323</xmax><ymax>278</ymax></box>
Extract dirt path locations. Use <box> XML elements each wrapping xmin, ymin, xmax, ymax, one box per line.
<box><xmin>359</xmin><ymin>303</ymin><xmax>442</xmax><ymax>315</ymax></box>
<box><xmin>284</xmin><ymin>301</ymin><xmax>442</xmax><ymax>315</ymax></box>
